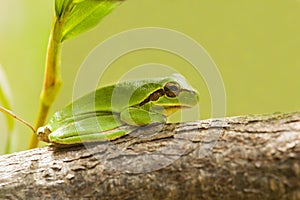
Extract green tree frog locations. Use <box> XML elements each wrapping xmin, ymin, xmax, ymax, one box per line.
<box><xmin>37</xmin><ymin>74</ymin><xmax>199</xmax><ymax>144</ymax></box>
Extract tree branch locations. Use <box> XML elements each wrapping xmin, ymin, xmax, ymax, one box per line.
<box><xmin>1</xmin><ymin>112</ymin><xmax>300</xmax><ymax>199</ymax></box>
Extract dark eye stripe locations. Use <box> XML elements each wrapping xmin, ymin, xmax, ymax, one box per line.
<box><xmin>139</xmin><ymin>89</ymin><xmax>165</xmax><ymax>106</ymax></box>
<box><xmin>138</xmin><ymin>81</ymin><xmax>181</xmax><ymax>107</ymax></box>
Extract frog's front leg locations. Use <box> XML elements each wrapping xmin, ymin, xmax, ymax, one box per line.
<box><xmin>120</xmin><ymin>107</ymin><xmax>166</xmax><ymax>126</ymax></box>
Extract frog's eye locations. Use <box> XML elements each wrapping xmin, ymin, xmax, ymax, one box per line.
<box><xmin>164</xmin><ymin>82</ymin><xmax>181</xmax><ymax>97</ymax></box>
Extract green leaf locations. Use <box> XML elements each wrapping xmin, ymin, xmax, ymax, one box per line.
<box><xmin>0</xmin><ymin>65</ymin><xmax>14</xmax><ymax>154</ymax></box>
<box><xmin>55</xmin><ymin>0</ymin><xmax>73</xmax><ymax>18</ymax></box>
<box><xmin>62</xmin><ymin>0</ymin><xmax>123</xmax><ymax>41</ymax></box>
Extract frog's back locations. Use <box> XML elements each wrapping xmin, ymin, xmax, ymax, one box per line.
<box><xmin>49</xmin><ymin>77</ymin><xmax>172</xmax><ymax>128</ymax></box>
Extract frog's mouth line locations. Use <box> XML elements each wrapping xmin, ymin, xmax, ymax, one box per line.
<box><xmin>162</xmin><ymin>105</ymin><xmax>193</xmax><ymax>116</ymax></box>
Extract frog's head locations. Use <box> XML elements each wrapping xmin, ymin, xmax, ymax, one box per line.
<box><xmin>139</xmin><ymin>74</ymin><xmax>199</xmax><ymax>116</ymax></box>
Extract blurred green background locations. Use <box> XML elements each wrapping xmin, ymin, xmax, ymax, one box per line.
<box><xmin>0</xmin><ymin>0</ymin><xmax>299</xmax><ymax>153</ymax></box>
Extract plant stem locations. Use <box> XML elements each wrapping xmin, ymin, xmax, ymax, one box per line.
<box><xmin>29</xmin><ymin>17</ymin><xmax>63</xmax><ymax>149</ymax></box>
<box><xmin>0</xmin><ymin>105</ymin><xmax>35</xmax><ymax>133</ymax></box>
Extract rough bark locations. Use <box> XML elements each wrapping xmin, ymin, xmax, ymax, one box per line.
<box><xmin>0</xmin><ymin>112</ymin><xmax>300</xmax><ymax>200</ymax></box>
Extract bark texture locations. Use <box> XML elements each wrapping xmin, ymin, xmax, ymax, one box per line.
<box><xmin>0</xmin><ymin>112</ymin><xmax>300</xmax><ymax>200</ymax></box>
